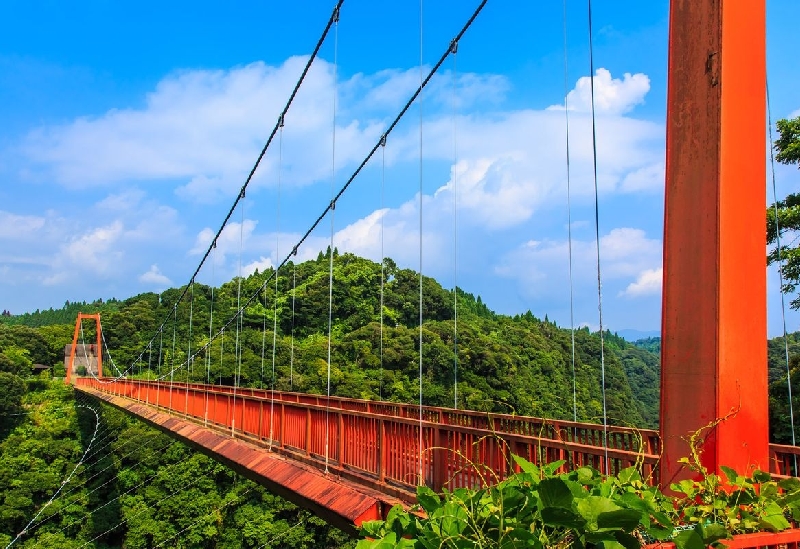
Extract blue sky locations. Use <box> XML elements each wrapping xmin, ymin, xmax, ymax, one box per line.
<box><xmin>1</xmin><ymin>1</ymin><xmax>798</xmax><ymax>337</ymax></box>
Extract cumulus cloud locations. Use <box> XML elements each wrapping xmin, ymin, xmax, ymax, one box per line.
<box><xmin>3</xmin><ymin>58</ymin><xmax>666</xmax><ymax>332</ymax></box>
<box><xmin>618</xmin><ymin>162</ymin><xmax>664</xmax><ymax>193</ymax></box>
<box><xmin>620</xmin><ymin>267</ymin><xmax>662</xmax><ymax>298</ymax></box>
<box><xmin>43</xmin><ymin>221</ymin><xmax>126</xmax><ymax>286</ymax></box>
<box><xmin>495</xmin><ymin>228</ymin><xmax>662</xmax><ymax>298</ymax></box>
<box><xmin>0</xmin><ymin>211</ymin><xmax>45</xmax><ymax>239</ymax></box>
<box><xmin>190</xmin><ymin>219</ymin><xmax>258</xmax><ymax>263</ymax></box>
<box><xmin>549</xmin><ymin>68</ymin><xmax>650</xmax><ymax>115</ymax></box>
<box><xmin>139</xmin><ymin>264</ymin><xmax>172</xmax><ymax>286</ymax></box>
<box><xmin>17</xmin><ymin>58</ymin><xmax>508</xmax><ymax>205</ymax></box>
<box><xmin>242</xmin><ymin>256</ymin><xmax>274</xmax><ymax>277</ymax></box>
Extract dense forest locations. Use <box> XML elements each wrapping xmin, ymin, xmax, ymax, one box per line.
<box><xmin>0</xmin><ymin>380</ymin><xmax>355</xmax><ymax>548</ymax></box>
<box><xmin>2</xmin><ymin>251</ymin><xmax>799</xmax><ymax>546</ymax></box>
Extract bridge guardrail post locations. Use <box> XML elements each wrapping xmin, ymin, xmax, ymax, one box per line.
<box><xmin>337</xmin><ymin>412</ymin><xmax>344</xmax><ymax>467</ymax></box>
<box><xmin>305</xmin><ymin>408</ymin><xmax>312</xmax><ymax>455</ymax></box>
<box><xmin>280</xmin><ymin>403</ymin><xmax>285</xmax><ymax>448</ymax></box>
<box><xmin>377</xmin><ymin>419</ymin><xmax>385</xmax><ymax>483</ymax></box>
<box><xmin>433</xmin><ymin>426</ymin><xmax>446</xmax><ymax>492</ymax></box>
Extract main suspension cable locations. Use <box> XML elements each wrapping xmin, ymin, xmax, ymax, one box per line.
<box><xmin>121</xmin><ymin>1</ymin><xmax>344</xmax><ymax>380</ymax></box>
<box><xmin>150</xmin><ymin>0</ymin><xmax>488</xmax><ymax>385</ymax></box>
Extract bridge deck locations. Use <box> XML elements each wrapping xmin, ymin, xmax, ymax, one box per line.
<box><xmin>75</xmin><ymin>378</ymin><xmax>800</xmax><ymax>529</ymax></box>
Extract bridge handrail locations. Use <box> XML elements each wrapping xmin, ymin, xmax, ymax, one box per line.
<box><xmin>143</xmin><ymin>379</ymin><xmax>660</xmax><ymax>452</ymax></box>
<box><xmin>73</xmin><ymin>377</ymin><xmax>799</xmax><ymax>500</ymax></box>
<box><xmin>76</xmin><ymin>377</ymin><xmax>661</xmax><ymax>496</ymax></box>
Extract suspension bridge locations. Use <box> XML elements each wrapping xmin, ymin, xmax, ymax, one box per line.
<box><xmin>46</xmin><ymin>0</ymin><xmax>792</xmax><ymax>537</ymax></box>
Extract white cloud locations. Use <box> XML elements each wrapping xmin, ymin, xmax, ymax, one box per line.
<box><xmin>242</xmin><ymin>256</ymin><xmax>274</xmax><ymax>277</ymax></box>
<box><xmin>495</xmin><ymin>228</ymin><xmax>662</xmax><ymax>298</ymax></box>
<box><xmin>190</xmin><ymin>219</ymin><xmax>258</xmax><ymax>263</ymax></box>
<box><xmin>43</xmin><ymin>221</ymin><xmax>125</xmax><ymax>286</ymax></box>
<box><xmin>0</xmin><ymin>211</ymin><xmax>45</xmax><ymax>239</ymax></box>
<box><xmin>139</xmin><ymin>264</ymin><xmax>172</xmax><ymax>286</ymax></box>
<box><xmin>17</xmin><ymin>59</ymin><xmax>507</xmax><ymax>205</ymax></box>
<box><xmin>619</xmin><ymin>162</ymin><xmax>664</xmax><ymax>193</ymax></box>
<box><xmin>550</xmin><ymin>68</ymin><xmax>650</xmax><ymax>115</ymax></box>
<box><xmin>620</xmin><ymin>267</ymin><xmax>662</xmax><ymax>298</ymax></box>
<box><xmin>790</xmin><ymin>108</ymin><xmax>800</xmax><ymax>119</ymax></box>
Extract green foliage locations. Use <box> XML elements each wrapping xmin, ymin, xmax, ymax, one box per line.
<box><xmin>632</xmin><ymin>337</ymin><xmax>660</xmax><ymax>356</ymax></box>
<box><xmin>358</xmin><ymin>452</ymin><xmax>800</xmax><ymax>549</ymax></box>
<box><xmin>17</xmin><ymin>253</ymin><xmax>655</xmax><ymax>427</ymax></box>
<box><xmin>0</xmin><ymin>381</ymin><xmax>355</xmax><ymax>548</ymax></box>
<box><xmin>0</xmin><ymin>372</ymin><xmax>26</xmax><ymax>426</ymax></box>
<box><xmin>767</xmin><ymin>116</ymin><xmax>800</xmax><ymax>309</ymax></box>
<box><xmin>0</xmin><ymin>298</ymin><xmax>120</xmax><ymax>328</ymax></box>
<box><xmin>775</xmin><ymin>116</ymin><xmax>800</xmax><ymax>166</ymax></box>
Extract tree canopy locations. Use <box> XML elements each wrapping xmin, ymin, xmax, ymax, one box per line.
<box><xmin>767</xmin><ymin>115</ymin><xmax>800</xmax><ymax>308</ymax></box>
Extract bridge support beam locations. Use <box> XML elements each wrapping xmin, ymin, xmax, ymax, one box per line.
<box><xmin>66</xmin><ymin>313</ymin><xmax>103</xmax><ymax>384</ymax></box>
<box><xmin>661</xmin><ymin>0</ymin><xmax>767</xmax><ymax>485</ymax></box>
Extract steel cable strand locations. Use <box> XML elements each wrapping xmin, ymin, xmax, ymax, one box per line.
<box><xmin>37</xmin><ymin>431</ymin><xmax>174</xmax><ymax>503</ymax></box>
<box><xmin>89</xmin><ymin>2</ymin><xmax>344</xmax><ymax>383</ymax></box>
<box><xmin>324</xmin><ymin>4</ymin><xmax>340</xmax><ymax>474</ymax></box>
<box><xmin>154</xmin><ymin>0</ymin><xmax>488</xmax><ymax>388</ymax></box>
<box><xmin>231</xmin><ymin>198</ymin><xmax>246</xmax><ymax>436</ymax></box>
<box><xmin>74</xmin><ymin>463</ymin><xmax>198</xmax><ymax>549</ymax></box>
<box><xmin>269</xmin><ymin>118</ymin><xmax>285</xmax><ymax>450</ymax></box>
<box><xmin>767</xmin><ymin>78</ymin><xmax>798</xmax><ymax>470</ymax></box>
<box><xmin>32</xmin><ymin>440</ymin><xmax>198</xmax><ymax>547</ymax></box>
<box><xmin>563</xmin><ymin>0</ymin><xmax>578</xmax><ymax>425</ymax></box>
<box><xmin>6</xmin><ymin>405</ymin><xmax>101</xmax><ymax>549</ymax></box>
<box><xmin>379</xmin><ymin>134</ymin><xmax>386</xmax><ymax>401</ymax></box>
<box><xmin>26</xmin><ymin>434</ymin><xmax>177</xmax><ymax>533</ymax></box>
<box><xmin>184</xmin><ymin>281</ymin><xmax>195</xmax><ymax>414</ymax></box>
<box><xmin>586</xmin><ymin>0</ymin><xmax>609</xmax><ymax>472</ymax></box>
<box><xmin>418</xmin><ymin>0</ymin><xmax>425</xmax><ymax>486</ymax></box>
<box><xmin>450</xmin><ymin>37</ymin><xmax>459</xmax><ymax>410</ymax></box>
<box><xmin>290</xmin><ymin>263</ymin><xmax>296</xmax><ymax>391</ymax></box>
<box><xmin>205</xmin><ymin>243</ymin><xmax>217</xmax><ymax>425</ymax></box>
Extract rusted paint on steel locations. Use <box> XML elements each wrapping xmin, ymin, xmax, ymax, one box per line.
<box><xmin>76</xmin><ymin>385</ymin><xmax>395</xmax><ymax>533</ymax></box>
<box><xmin>661</xmin><ymin>0</ymin><xmax>767</xmax><ymax>486</ymax></box>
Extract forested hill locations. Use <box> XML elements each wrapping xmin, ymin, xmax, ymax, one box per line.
<box><xmin>2</xmin><ymin>250</ymin><xmax>661</xmax><ymax>428</ymax></box>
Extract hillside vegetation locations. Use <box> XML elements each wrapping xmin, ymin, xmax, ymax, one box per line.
<box><xmin>3</xmin><ymin>251</ymin><xmax>661</xmax><ymax>428</ymax></box>
<box><xmin>0</xmin><ymin>380</ymin><xmax>354</xmax><ymax>548</ymax></box>
<box><xmin>4</xmin><ymin>252</ymin><xmax>800</xmax><ymax>545</ymax></box>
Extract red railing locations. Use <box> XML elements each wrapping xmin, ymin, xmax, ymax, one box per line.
<box><xmin>76</xmin><ymin>378</ymin><xmax>661</xmax><ymax>496</ymax></box>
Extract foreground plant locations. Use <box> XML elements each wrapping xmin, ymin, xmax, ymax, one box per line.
<box><xmin>357</xmin><ymin>454</ymin><xmax>800</xmax><ymax>549</ymax></box>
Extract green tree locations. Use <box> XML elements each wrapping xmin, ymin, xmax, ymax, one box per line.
<box><xmin>767</xmin><ymin>116</ymin><xmax>800</xmax><ymax>308</ymax></box>
<box><xmin>0</xmin><ymin>372</ymin><xmax>25</xmax><ymax>412</ymax></box>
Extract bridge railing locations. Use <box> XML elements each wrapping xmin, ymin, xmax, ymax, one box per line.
<box><xmin>77</xmin><ymin>378</ymin><xmax>660</xmax><ymax>497</ymax></box>
<box><xmin>128</xmin><ymin>379</ymin><xmax>661</xmax><ymax>454</ymax></box>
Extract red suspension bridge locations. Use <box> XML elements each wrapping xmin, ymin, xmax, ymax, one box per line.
<box><xmin>60</xmin><ymin>0</ymin><xmax>786</xmax><ymax>536</ymax></box>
